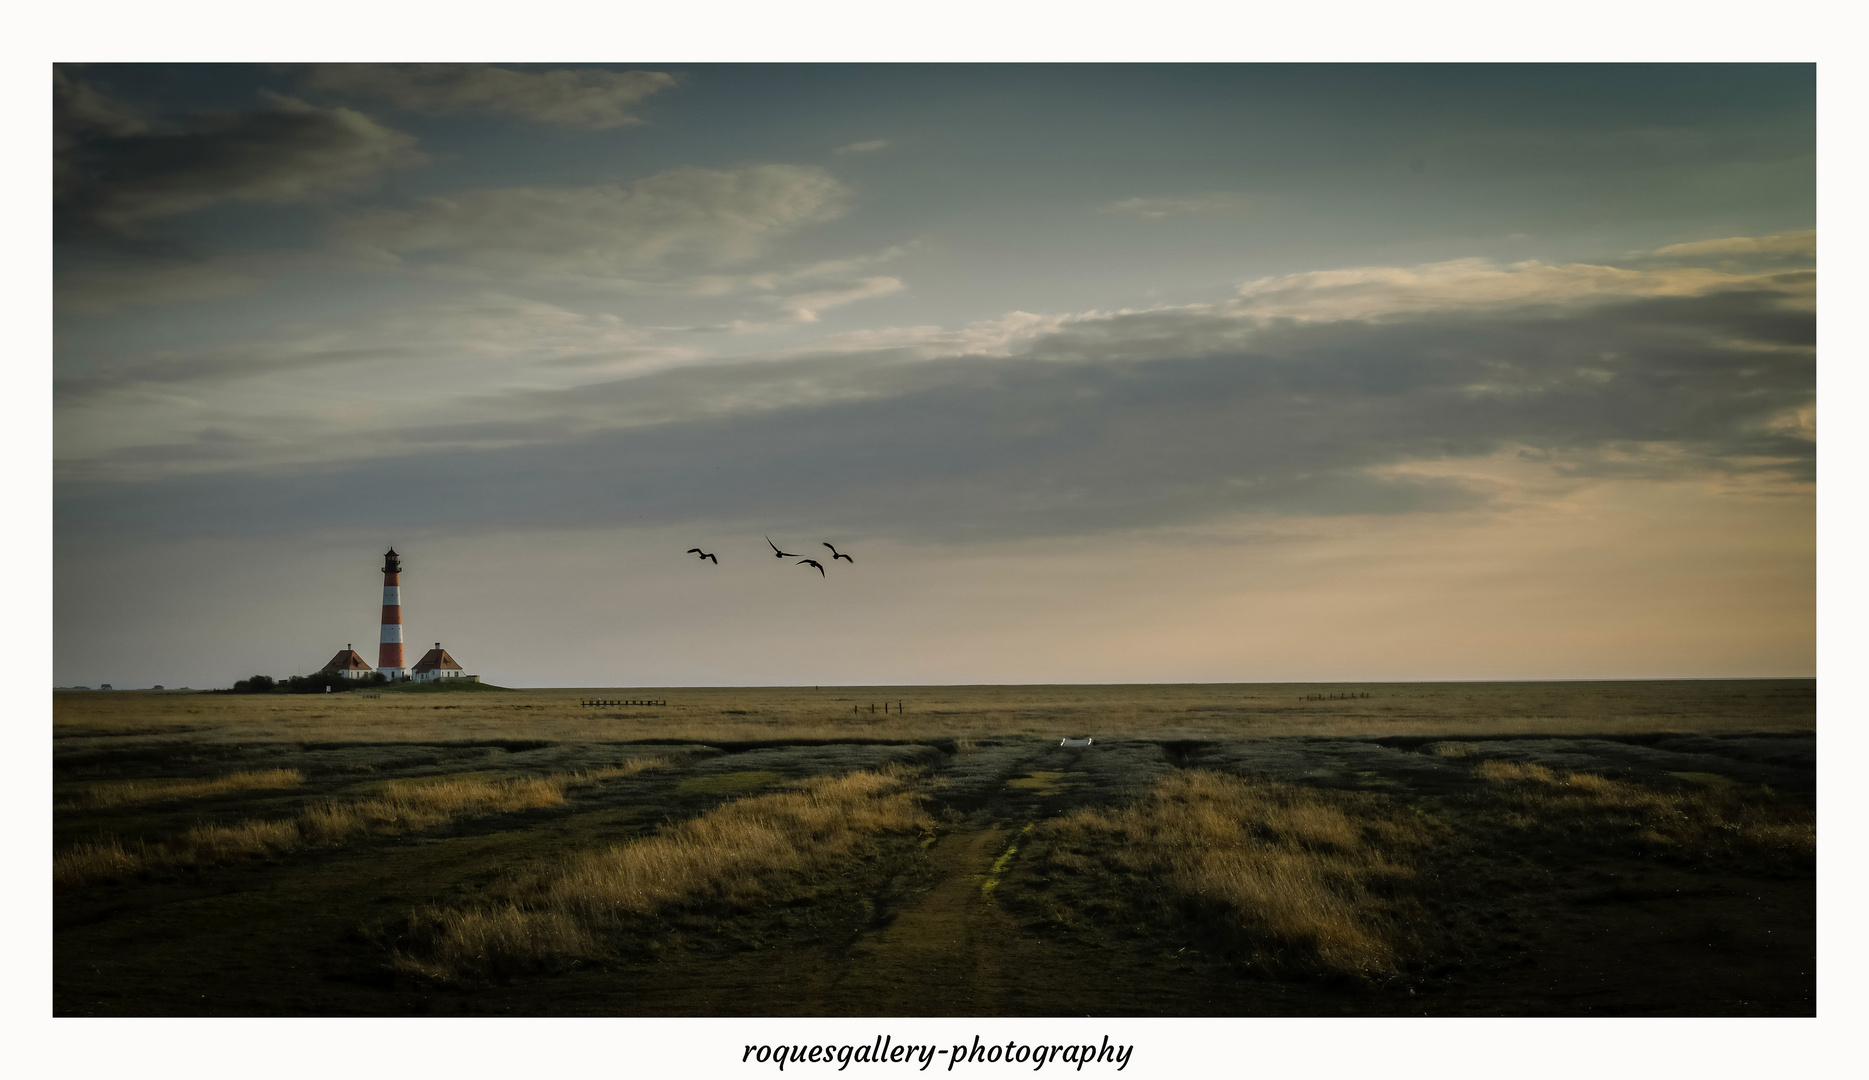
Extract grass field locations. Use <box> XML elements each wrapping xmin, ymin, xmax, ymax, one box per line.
<box><xmin>52</xmin><ymin>678</ymin><xmax>1817</xmax><ymax>744</ymax></box>
<box><xmin>52</xmin><ymin>680</ymin><xmax>1814</xmax><ymax>1016</ymax></box>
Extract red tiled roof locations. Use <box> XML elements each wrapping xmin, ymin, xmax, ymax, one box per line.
<box><xmin>322</xmin><ymin>649</ymin><xmax>373</xmax><ymax>672</ymax></box>
<box><xmin>412</xmin><ymin>647</ymin><xmax>463</xmax><ymax>673</ymax></box>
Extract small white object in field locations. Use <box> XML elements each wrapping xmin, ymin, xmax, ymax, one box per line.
<box><xmin>1060</xmin><ymin>737</ymin><xmax>1093</xmax><ymax>747</ymax></box>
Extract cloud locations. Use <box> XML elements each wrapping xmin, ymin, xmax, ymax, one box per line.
<box><xmin>1227</xmin><ymin>257</ymin><xmax>1802</xmax><ymax>323</ymax></box>
<box><xmin>778</xmin><ymin>242</ymin><xmax>917</xmax><ymax>280</ymax></box>
<box><xmin>55</xmin><ymin>256</ymin><xmax>271</xmax><ymax>315</ymax></box>
<box><xmin>301</xmin><ymin>64</ymin><xmax>676</xmax><ymax>130</ymax></box>
<box><xmin>56</xmin><ymin>76</ymin><xmax>423</xmax><ymax>237</ymax></box>
<box><xmin>767</xmin><ymin>309</ymin><xmax>1065</xmax><ymax>361</ymax></box>
<box><xmin>53</xmin><ymin>67</ymin><xmax>148</xmax><ymax>140</ymax></box>
<box><xmin>55</xmin><ymin>290</ymin><xmax>675</xmax><ymax>407</ymax></box>
<box><xmin>773</xmin><ymin>277</ymin><xmax>904</xmax><ymax>322</ymax></box>
<box><xmin>341</xmin><ymin>165</ymin><xmax>850</xmax><ymax>280</ymax></box>
<box><xmin>730</xmin><ymin>243</ymin><xmax>918</xmax><ymax>321</ymax></box>
<box><xmin>55</xmin><ymin>337</ymin><xmax>414</xmax><ymax>404</ymax></box>
<box><xmin>1652</xmin><ymin>229</ymin><xmax>1815</xmax><ymax>259</ymax></box>
<box><xmin>1098</xmin><ymin>193</ymin><xmax>1253</xmax><ymax>219</ymax></box>
<box><xmin>57</xmin><ymin>307</ymin><xmax>1052</xmax><ymax>476</ymax></box>
<box><xmin>833</xmin><ymin>139</ymin><xmax>889</xmax><ymax>155</ymax></box>
<box><xmin>57</xmin><ymin>246</ymin><xmax>1813</xmax><ymax>546</ymax></box>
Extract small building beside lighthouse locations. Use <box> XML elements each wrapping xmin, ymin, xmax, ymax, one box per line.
<box><xmin>412</xmin><ymin>643</ymin><xmax>476</xmax><ymax>683</ymax></box>
<box><xmin>321</xmin><ymin>646</ymin><xmax>375</xmax><ymax>679</ymax></box>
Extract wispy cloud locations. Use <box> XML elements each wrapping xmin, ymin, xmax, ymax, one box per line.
<box><xmin>1098</xmin><ymin>193</ymin><xmax>1253</xmax><ymax>219</ymax></box>
<box><xmin>1227</xmin><ymin>257</ymin><xmax>1808</xmax><ymax>323</ymax></box>
<box><xmin>1653</xmin><ymin>229</ymin><xmax>1815</xmax><ymax>259</ymax></box>
<box><xmin>833</xmin><ymin>139</ymin><xmax>889</xmax><ymax>155</ymax></box>
<box><xmin>340</xmin><ymin>165</ymin><xmax>850</xmax><ymax>282</ymax></box>
<box><xmin>772</xmin><ymin>276</ymin><xmax>904</xmax><ymax>322</ymax></box>
<box><xmin>55</xmin><ymin>256</ymin><xmax>273</xmax><ymax>315</ymax></box>
<box><xmin>55</xmin><ymin>290</ymin><xmax>676</xmax><ymax>409</ymax></box>
<box><xmin>301</xmin><ymin>64</ymin><xmax>676</xmax><ymax>130</ymax></box>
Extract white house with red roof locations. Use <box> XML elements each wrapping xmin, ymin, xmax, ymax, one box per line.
<box><xmin>411</xmin><ymin>643</ymin><xmax>476</xmax><ymax>683</ymax></box>
<box><xmin>321</xmin><ymin>646</ymin><xmax>376</xmax><ymax>679</ymax></box>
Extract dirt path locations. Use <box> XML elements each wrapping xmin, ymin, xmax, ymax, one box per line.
<box><xmin>832</xmin><ymin>826</ymin><xmax>1027</xmax><ymax>1013</ymax></box>
<box><xmin>605</xmin><ymin>745</ymin><xmax>1249</xmax><ymax>1015</ymax></box>
<box><xmin>618</xmin><ymin>821</ymin><xmax>1179</xmax><ymax>1016</ymax></box>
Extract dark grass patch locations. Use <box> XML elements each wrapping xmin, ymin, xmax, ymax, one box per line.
<box><xmin>377</xmin><ymin>681</ymin><xmax>514</xmax><ymax>694</ymax></box>
<box><xmin>54</xmin><ymin>730</ymin><xmax>1814</xmax><ymax>1016</ymax></box>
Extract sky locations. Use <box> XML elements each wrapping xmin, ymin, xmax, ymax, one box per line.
<box><xmin>51</xmin><ymin>63</ymin><xmax>1816</xmax><ymax>689</ymax></box>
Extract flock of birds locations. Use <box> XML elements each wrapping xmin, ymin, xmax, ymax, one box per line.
<box><xmin>686</xmin><ymin>536</ymin><xmax>856</xmax><ymax>578</ymax></box>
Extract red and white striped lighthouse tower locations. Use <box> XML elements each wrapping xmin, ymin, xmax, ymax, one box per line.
<box><xmin>378</xmin><ymin>548</ymin><xmax>407</xmax><ymax>679</ymax></box>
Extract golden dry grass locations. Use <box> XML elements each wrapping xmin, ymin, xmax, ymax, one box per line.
<box><xmin>295</xmin><ymin>776</ymin><xmax>571</xmax><ymax>845</ymax></box>
<box><xmin>1036</xmin><ymin>770</ymin><xmax>1437</xmax><ymax>980</ymax></box>
<box><xmin>390</xmin><ymin>767</ymin><xmax>934</xmax><ymax>983</ymax></box>
<box><xmin>54</xmin><ymin>758</ymin><xmax>673</xmax><ymax>889</ymax></box>
<box><xmin>51</xmin><ymin>679</ymin><xmax>1814</xmax><ymax>746</ymax></box>
<box><xmin>1474</xmin><ymin>760</ymin><xmax>1814</xmax><ymax>861</ymax></box>
<box><xmin>59</xmin><ymin>768</ymin><xmax>305</xmax><ymax>810</ymax></box>
<box><xmin>54</xmin><ymin>819</ymin><xmax>303</xmax><ymax>887</ymax></box>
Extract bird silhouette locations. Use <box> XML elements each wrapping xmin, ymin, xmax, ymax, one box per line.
<box><xmin>798</xmin><ymin>558</ymin><xmax>826</xmax><ymax>577</ymax></box>
<box><xmin>686</xmin><ymin>548</ymin><xmax>718</xmax><ymax>564</ymax></box>
<box><xmin>823</xmin><ymin>542</ymin><xmax>854</xmax><ymax>563</ymax></box>
<box><xmin>766</xmin><ymin>535</ymin><xmax>800</xmax><ymax>558</ymax></box>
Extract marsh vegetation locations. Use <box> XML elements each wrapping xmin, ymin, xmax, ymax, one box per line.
<box><xmin>388</xmin><ymin>767</ymin><xmax>933</xmax><ymax>983</ymax></box>
<box><xmin>55</xmin><ymin>759</ymin><xmax>673</xmax><ymax>888</ymax></box>
<box><xmin>52</xmin><ymin>680</ymin><xmax>1814</xmax><ymax>1015</ymax></box>
<box><xmin>1029</xmin><ymin>771</ymin><xmax>1435</xmax><ymax>980</ymax></box>
<box><xmin>51</xmin><ymin>679</ymin><xmax>1816</xmax><ymax>745</ymax></box>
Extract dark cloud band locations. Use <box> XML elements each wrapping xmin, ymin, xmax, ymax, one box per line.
<box><xmin>56</xmin><ymin>284</ymin><xmax>1814</xmax><ymax>544</ymax></box>
<box><xmin>56</xmin><ymin>73</ymin><xmax>420</xmax><ymax>239</ymax></box>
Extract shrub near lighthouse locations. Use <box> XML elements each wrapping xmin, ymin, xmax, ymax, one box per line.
<box><xmin>378</xmin><ymin>548</ymin><xmax>406</xmax><ymax>679</ymax></box>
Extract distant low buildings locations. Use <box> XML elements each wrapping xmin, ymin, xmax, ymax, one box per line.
<box><xmin>308</xmin><ymin>549</ymin><xmax>479</xmax><ymax>686</ymax></box>
<box><xmin>321</xmin><ymin>646</ymin><xmax>377</xmax><ymax>680</ymax></box>
<box><xmin>411</xmin><ymin>643</ymin><xmax>477</xmax><ymax>684</ymax></box>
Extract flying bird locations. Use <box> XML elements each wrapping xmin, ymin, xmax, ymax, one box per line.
<box><xmin>686</xmin><ymin>548</ymin><xmax>718</xmax><ymax>564</ymax></box>
<box><xmin>823</xmin><ymin>542</ymin><xmax>854</xmax><ymax>563</ymax></box>
<box><xmin>766</xmin><ymin>535</ymin><xmax>800</xmax><ymax>558</ymax></box>
<box><xmin>798</xmin><ymin>558</ymin><xmax>826</xmax><ymax>577</ymax></box>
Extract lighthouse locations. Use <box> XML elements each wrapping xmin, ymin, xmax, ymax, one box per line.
<box><xmin>378</xmin><ymin>548</ymin><xmax>407</xmax><ymax>679</ymax></box>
